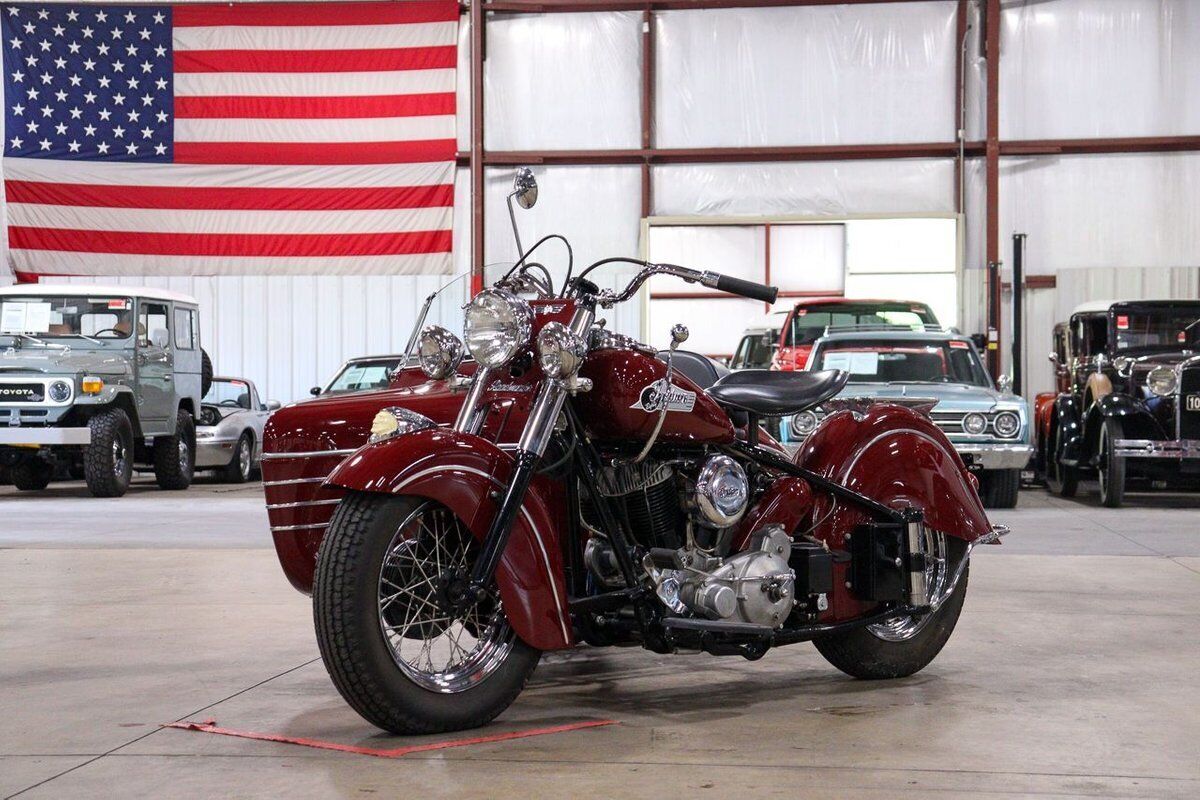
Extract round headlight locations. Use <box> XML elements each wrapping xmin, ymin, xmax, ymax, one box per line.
<box><xmin>463</xmin><ymin>289</ymin><xmax>533</xmax><ymax>368</ymax></box>
<box><xmin>791</xmin><ymin>410</ymin><xmax>819</xmax><ymax>437</ymax></box>
<box><xmin>417</xmin><ymin>325</ymin><xmax>464</xmax><ymax>380</ymax></box>
<box><xmin>48</xmin><ymin>380</ymin><xmax>71</xmax><ymax>403</ymax></box>
<box><xmin>993</xmin><ymin>411</ymin><xmax>1020</xmax><ymax>438</ymax></box>
<box><xmin>1147</xmin><ymin>366</ymin><xmax>1177</xmax><ymax>397</ymax></box>
<box><xmin>963</xmin><ymin>412</ymin><xmax>987</xmax><ymax>435</ymax></box>
<box><xmin>536</xmin><ymin>321</ymin><xmax>586</xmax><ymax>380</ymax></box>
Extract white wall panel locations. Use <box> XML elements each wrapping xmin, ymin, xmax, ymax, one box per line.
<box><xmin>1001</xmin><ymin>0</ymin><xmax>1200</xmax><ymax>140</ymax></box>
<box><xmin>769</xmin><ymin>224</ymin><xmax>845</xmax><ymax>293</ymax></box>
<box><xmin>653</xmin><ymin>159</ymin><xmax>956</xmax><ymax>218</ymax></box>
<box><xmin>484</xmin><ymin>12</ymin><xmax>642</xmax><ymax>150</ymax></box>
<box><xmin>656</xmin><ymin>3</ymin><xmax>957</xmax><ymax>147</ymax></box>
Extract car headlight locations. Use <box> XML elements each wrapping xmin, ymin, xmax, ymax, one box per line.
<box><xmin>536</xmin><ymin>322</ymin><xmax>586</xmax><ymax>379</ymax></box>
<box><xmin>963</xmin><ymin>412</ymin><xmax>987</xmax><ymax>435</ymax></box>
<box><xmin>1147</xmin><ymin>366</ymin><xmax>1177</xmax><ymax>397</ymax></box>
<box><xmin>463</xmin><ymin>289</ymin><xmax>533</xmax><ymax>368</ymax></box>
<box><xmin>369</xmin><ymin>407</ymin><xmax>436</xmax><ymax>444</ymax></box>
<box><xmin>48</xmin><ymin>380</ymin><xmax>72</xmax><ymax>403</ymax></box>
<box><xmin>81</xmin><ymin>376</ymin><xmax>104</xmax><ymax>394</ymax></box>
<box><xmin>993</xmin><ymin>411</ymin><xmax>1020</xmax><ymax>438</ymax></box>
<box><xmin>791</xmin><ymin>410</ymin><xmax>819</xmax><ymax>437</ymax></box>
<box><xmin>417</xmin><ymin>325</ymin><xmax>464</xmax><ymax>380</ymax></box>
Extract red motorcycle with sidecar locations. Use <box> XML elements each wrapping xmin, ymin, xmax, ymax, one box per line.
<box><xmin>262</xmin><ymin>170</ymin><xmax>1005</xmax><ymax>735</ymax></box>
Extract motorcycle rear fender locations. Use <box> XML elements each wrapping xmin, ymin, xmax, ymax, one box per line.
<box><xmin>796</xmin><ymin>403</ymin><xmax>992</xmax><ymax>542</ymax></box>
<box><xmin>325</xmin><ymin>428</ymin><xmax>573</xmax><ymax>651</ymax></box>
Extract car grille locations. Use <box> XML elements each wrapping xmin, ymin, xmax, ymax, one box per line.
<box><xmin>1180</xmin><ymin>364</ymin><xmax>1200</xmax><ymax>440</ymax></box>
<box><xmin>0</xmin><ymin>382</ymin><xmax>45</xmax><ymax>403</ymax></box>
<box><xmin>930</xmin><ymin>411</ymin><xmax>966</xmax><ymax>434</ymax></box>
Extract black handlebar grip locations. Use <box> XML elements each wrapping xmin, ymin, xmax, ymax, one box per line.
<box><xmin>715</xmin><ymin>274</ymin><xmax>779</xmax><ymax>304</ymax></box>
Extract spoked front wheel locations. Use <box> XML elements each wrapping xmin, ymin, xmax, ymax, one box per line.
<box><xmin>313</xmin><ymin>493</ymin><xmax>541</xmax><ymax>735</ymax></box>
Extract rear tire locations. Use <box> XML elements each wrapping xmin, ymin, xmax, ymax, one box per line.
<box><xmin>314</xmin><ymin>492</ymin><xmax>541</xmax><ymax>735</ymax></box>
<box><xmin>84</xmin><ymin>409</ymin><xmax>134</xmax><ymax>498</ymax></box>
<box><xmin>1098</xmin><ymin>417</ymin><xmax>1126</xmax><ymax>508</ymax></box>
<box><xmin>153</xmin><ymin>409</ymin><xmax>195</xmax><ymax>490</ymax></box>
<box><xmin>814</xmin><ymin>537</ymin><xmax>968</xmax><ymax>680</ymax></box>
<box><xmin>12</xmin><ymin>460</ymin><xmax>53</xmax><ymax>491</ymax></box>
<box><xmin>220</xmin><ymin>432</ymin><xmax>254</xmax><ymax>483</ymax></box>
<box><xmin>980</xmin><ymin>468</ymin><xmax>1020</xmax><ymax>509</ymax></box>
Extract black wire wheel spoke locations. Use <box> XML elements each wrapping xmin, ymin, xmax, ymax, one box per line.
<box><xmin>376</xmin><ymin>501</ymin><xmax>515</xmax><ymax>693</ymax></box>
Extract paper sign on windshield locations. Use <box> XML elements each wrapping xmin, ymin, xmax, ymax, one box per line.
<box><xmin>0</xmin><ymin>302</ymin><xmax>52</xmax><ymax>334</ymax></box>
<box><xmin>824</xmin><ymin>351</ymin><xmax>880</xmax><ymax>375</ymax></box>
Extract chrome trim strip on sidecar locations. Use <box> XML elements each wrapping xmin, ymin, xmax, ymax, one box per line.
<box><xmin>262</xmin><ymin>476</ymin><xmax>330</xmax><ymax>487</ymax></box>
<box><xmin>266</xmin><ymin>498</ymin><xmax>343</xmax><ymax>510</ymax></box>
<box><xmin>261</xmin><ymin>449</ymin><xmax>356</xmax><ymax>460</ymax></box>
<box><xmin>269</xmin><ymin>522</ymin><xmax>331</xmax><ymax>532</ymax></box>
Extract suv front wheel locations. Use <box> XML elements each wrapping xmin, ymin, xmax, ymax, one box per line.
<box><xmin>84</xmin><ymin>408</ymin><xmax>134</xmax><ymax>497</ymax></box>
<box><xmin>154</xmin><ymin>409</ymin><xmax>196</xmax><ymax>490</ymax></box>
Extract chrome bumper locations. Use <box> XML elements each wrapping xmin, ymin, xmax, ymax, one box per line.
<box><xmin>954</xmin><ymin>443</ymin><xmax>1033</xmax><ymax>470</ymax></box>
<box><xmin>0</xmin><ymin>427</ymin><xmax>91</xmax><ymax>445</ymax></box>
<box><xmin>195</xmin><ymin>435</ymin><xmax>238</xmax><ymax>467</ymax></box>
<box><xmin>1113</xmin><ymin>438</ymin><xmax>1200</xmax><ymax>459</ymax></box>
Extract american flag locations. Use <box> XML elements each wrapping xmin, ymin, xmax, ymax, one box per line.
<box><xmin>1</xmin><ymin>1</ymin><xmax>457</xmax><ymax>278</ymax></box>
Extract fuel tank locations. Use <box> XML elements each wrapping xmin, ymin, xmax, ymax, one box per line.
<box><xmin>574</xmin><ymin>347</ymin><xmax>735</xmax><ymax>445</ymax></box>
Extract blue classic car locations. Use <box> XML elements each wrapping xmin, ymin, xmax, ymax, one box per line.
<box><xmin>779</xmin><ymin>327</ymin><xmax>1033</xmax><ymax>508</ymax></box>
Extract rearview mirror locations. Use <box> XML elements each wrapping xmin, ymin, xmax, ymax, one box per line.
<box><xmin>266</xmin><ymin>400</ymin><xmax>281</xmax><ymax>411</ymax></box>
<box><xmin>512</xmin><ymin>167</ymin><xmax>538</xmax><ymax>210</ymax></box>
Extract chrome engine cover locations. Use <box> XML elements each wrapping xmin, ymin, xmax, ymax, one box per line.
<box><xmin>675</xmin><ymin>525</ymin><xmax>796</xmax><ymax>628</ymax></box>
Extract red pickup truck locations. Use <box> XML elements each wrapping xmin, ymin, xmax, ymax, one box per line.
<box><xmin>771</xmin><ymin>298</ymin><xmax>940</xmax><ymax>371</ymax></box>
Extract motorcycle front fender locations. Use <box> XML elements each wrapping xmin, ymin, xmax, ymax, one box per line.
<box><xmin>796</xmin><ymin>403</ymin><xmax>992</xmax><ymax>542</ymax></box>
<box><xmin>326</xmin><ymin>428</ymin><xmax>573</xmax><ymax>651</ymax></box>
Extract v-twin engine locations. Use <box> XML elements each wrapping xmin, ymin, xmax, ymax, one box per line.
<box><xmin>655</xmin><ymin>526</ymin><xmax>797</xmax><ymax>628</ymax></box>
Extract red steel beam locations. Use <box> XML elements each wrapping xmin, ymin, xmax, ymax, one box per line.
<box><xmin>953</xmin><ymin>0</ymin><xmax>967</xmax><ymax>213</ymax></box>
<box><xmin>984</xmin><ymin>0</ymin><xmax>1000</xmax><ymax>378</ymax></box>
<box><xmin>1000</xmin><ymin>136</ymin><xmax>1200</xmax><ymax>156</ymax></box>
<box><xmin>469</xmin><ymin>0</ymin><xmax>485</xmax><ymax>294</ymax></box>
<box><xmin>640</xmin><ymin>9</ymin><xmax>655</xmax><ymax>217</ymax></box>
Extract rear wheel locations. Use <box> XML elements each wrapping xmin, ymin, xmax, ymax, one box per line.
<box><xmin>980</xmin><ymin>468</ymin><xmax>1020</xmax><ymax>509</ymax></box>
<box><xmin>154</xmin><ymin>409</ymin><xmax>196</xmax><ymax>490</ymax></box>
<box><xmin>1098</xmin><ymin>417</ymin><xmax>1126</xmax><ymax>508</ymax></box>
<box><xmin>84</xmin><ymin>409</ymin><xmax>134</xmax><ymax>497</ymax></box>
<box><xmin>814</xmin><ymin>535</ymin><xmax>967</xmax><ymax>679</ymax></box>
<box><xmin>314</xmin><ymin>493</ymin><xmax>540</xmax><ymax>735</ymax></box>
<box><xmin>12</xmin><ymin>460</ymin><xmax>53</xmax><ymax>491</ymax></box>
<box><xmin>220</xmin><ymin>432</ymin><xmax>254</xmax><ymax>483</ymax></box>
<box><xmin>1045</xmin><ymin>421</ymin><xmax>1078</xmax><ymax>498</ymax></box>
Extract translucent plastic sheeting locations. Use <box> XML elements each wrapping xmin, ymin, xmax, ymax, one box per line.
<box><xmin>484</xmin><ymin>12</ymin><xmax>642</xmax><ymax>150</ymax></box>
<box><xmin>655</xmin><ymin>3</ymin><xmax>957</xmax><ymax>148</ymax></box>
<box><xmin>1001</xmin><ymin>0</ymin><xmax>1200</xmax><ymax>140</ymax></box>
<box><xmin>645</xmin><ymin>225</ymin><xmax>765</xmax><ymax>290</ymax></box>
<box><xmin>769</xmin><ymin>224</ymin><xmax>845</xmax><ymax>293</ymax></box>
<box><xmin>845</xmin><ymin>218</ymin><xmax>957</xmax><ymax>275</ymax></box>
<box><xmin>996</xmin><ymin>152</ymin><xmax>1200</xmax><ymax>272</ymax></box>
<box><xmin>648</xmin><ymin>296</ymin><xmax>763</xmax><ymax>357</ymax></box>
<box><xmin>653</xmin><ymin>159</ymin><xmax>956</xmax><ymax>218</ymax></box>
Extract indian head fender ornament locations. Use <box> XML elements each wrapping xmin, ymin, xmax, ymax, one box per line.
<box><xmin>631</xmin><ymin>381</ymin><xmax>697</xmax><ymax>413</ymax></box>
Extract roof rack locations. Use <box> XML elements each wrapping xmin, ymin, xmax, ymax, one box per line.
<box><xmin>822</xmin><ymin>323</ymin><xmax>949</xmax><ymax>335</ymax></box>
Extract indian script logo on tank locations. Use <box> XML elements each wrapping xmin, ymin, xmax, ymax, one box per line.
<box><xmin>631</xmin><ymin>381</ymin><xmax>696</xmax><ymax>414</ymax></box>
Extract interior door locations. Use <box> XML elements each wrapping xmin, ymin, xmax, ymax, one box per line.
<box><xmin>136</xmin><ymin>301</ymin><xmax>174</xmax><ymax>435</ymax></box>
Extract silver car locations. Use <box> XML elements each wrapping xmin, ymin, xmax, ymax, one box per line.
<box><xmin>196</xmin><ymin>377</ymin><xmax>278</xmax><ymax>483</ymax></box>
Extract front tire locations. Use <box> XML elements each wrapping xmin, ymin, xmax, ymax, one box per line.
<box><xmin>980</xmin><ymin>468</ymin><xmax>1020</xmax><ymax>509</ymax></box>
<box><xmin>1045</xmin><ymin>421</ymin><xmax>1078</xmax><ymax>498</ymax></box>
<box><xmin>814</xmin><ymin>536</ymin><xmax>968</xmax><ymax>680</ymax></box>
<box><xmin>84</xmin><ymin>409</ymin><xmax>134</xmax><ymax>497</ymax></box>
<box><xmin>314</xmin><ymin>493</ymin><xmax>541</xmax><ymax>735</ymax></box>
<box><xmin>1098</xmin><ymin>417</ymin><xmax>1126</xmax><ymax>508</ymax></box>
<box><xmin>154</xmin><ymin>409</ymin><xmax>195</xmax><ymax>490</ymax></box>
<box><xmin>12</xmin><ymin>460</ymin><xmax>53</xmax><ymax>491</ymax></box>
<box><xmin>220</xmin><ymin>432</ymin><xmax>254</xmax><ymax>483</ymax></box>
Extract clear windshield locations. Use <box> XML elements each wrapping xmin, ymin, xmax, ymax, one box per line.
<box><xmin>1113</xmin><ymin>308</ymin><xmax>1200</xmax><ymax>351</ymax></box>
<box><xmin>326</xmin><ymin>361</ymin><xmax>401</xmax><ymax>394</ymax></box>
<box><xmin>783</xmin><ymin>302</ymin><xmax>938</xmax><ymax>347</ymax></box>
<box><xmin>814</xmin><ymin>339</ymin><xmax>992</xmax><ymax>388</ymax></box>
<box><xmin>204</xmin><ymin>379</ymin><xmax>252</xmax><ymax>409</ymax></box>
<box><xmin>0</xmin><ymin>295</ymin><xmax>133</xmax><ymax>341</ymax></box>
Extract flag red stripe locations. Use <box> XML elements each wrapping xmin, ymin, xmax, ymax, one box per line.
<box><xmin>9</xmin><ymin>227</ymin><xmax>453</xmax><ymax>258</ymax></box>
<box><xmin>173</xmin><ymin>140</ymin><xmax>457</xmax><ymax>165</ymax></box>
<box><xmin>172</xmin><ymin>1</ymin><xmax>459</xmax><ymax>27</ymax></box>
<box><xmin>4</xmin><ymin>181</ymin><xmax>454</xmax><ymax>211</ymax></box>
<box><xmin>174</xmin><ymin>46</ymin><xmax>457</xmax><ymax>74</ymax></box>
<box><xmin>174</xmin><ymin>93</ymin><xmax>456</xmax><ymax>120</ymax></box>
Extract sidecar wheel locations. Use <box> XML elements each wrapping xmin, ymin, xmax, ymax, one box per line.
<box><xmin>314</xmin><ymin>492</ymin><xmax>541</xmax><ymax>735</ymax></box>
<box><xmin>814</xmin><ymin>536</ymin><xmax>968</xmax><ymax>680</ymax></box>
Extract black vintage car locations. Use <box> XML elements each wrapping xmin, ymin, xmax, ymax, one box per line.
<box><xmin>1045</xmin><ymin>299</ymin><xmax>1200</xmax><ymax>507</ymax></box>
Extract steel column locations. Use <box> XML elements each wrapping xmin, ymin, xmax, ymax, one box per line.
<box><xmin>470</xmin><ymin>0</ymin><xmax>486</xmax><ymax>295</ymax></box>
<box><xmin>984</xmin><ymin>0</ymin><xmax>1001</xmax><ymax>378</ymax></box>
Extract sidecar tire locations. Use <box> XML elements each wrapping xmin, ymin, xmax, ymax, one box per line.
<box><xmin>814</xmin><ymin>539</ymin><xmax>968</xmax><ymax>680</ymax></box>
<box><xmin>314</xmin><ymin>492</ymin><xmax>542</xmax><ymax>735</ymax></box>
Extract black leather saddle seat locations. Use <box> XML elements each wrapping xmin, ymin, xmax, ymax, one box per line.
<box><xmin>656</xmin><ymin>350</ymin><xmax>730</xmax><ymax>390</ymax></box>
<box><xmin>707</xmin><ymin>369</ymin><xmax>849</xmax><ymax>417</ymax></box>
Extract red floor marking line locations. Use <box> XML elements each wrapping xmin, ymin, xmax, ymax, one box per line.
<box><xmin>163</xmin><ymin>718</ymin><xmax>618</xmax><ymax>759</ymax></box>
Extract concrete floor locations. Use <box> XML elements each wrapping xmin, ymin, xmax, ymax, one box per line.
<box><xmin>2</xmin><ymin>477</ymin><xmax>1199</xmax><ymax>799</ymax></box>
